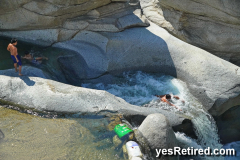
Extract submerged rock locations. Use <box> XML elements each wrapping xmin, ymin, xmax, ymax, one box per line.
<box><xmin>138</xmin><ymin>113</ymin><xmax>178</xmax><ymax>159</ymax></box>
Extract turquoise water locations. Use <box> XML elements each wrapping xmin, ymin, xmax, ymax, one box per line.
<box><xmin>0</xmin><ymin>106</ymin><xmax>125</xmax><ymax>160</ymax></box>
<box><xmin>0</xmin><ymin>37</ymin><xmax>72</xmax><ymax>83</ymax></box>
<box><xmin>0</xmin><ymin>37</ymin><xmax>237</xmax><ymax>160</ymax></box>
<box><xmin>82</xmin><ymin>71</ymin><xmax>180</xmax><ymax>106</ymax></box>
<box><xmin>83</xmin><ymin>71</ymin><xmax>224</xmax><ymax>160</ymax></box>
<box><xmin>223</xmin><ymin>141</ymin><xmax>240</xmax><ymax>160</ymax></box>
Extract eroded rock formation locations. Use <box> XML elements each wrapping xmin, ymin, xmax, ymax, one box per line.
<box><xmin>139</xmin><ymin>0</ymin><xmax>240</xmax><ymax>66</ymax></box>
<box><xmin>0</xmin><ymin>1</ymin><xmax>149</xmax><ymax>45</ymax></box>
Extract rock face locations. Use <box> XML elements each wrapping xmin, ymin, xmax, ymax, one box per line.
<box><xmin>0</xmin><ymin>0</ymin><xmax>111</xmax><ymax>30</ymax></box>
<box><xmin>138</xmin><ymin>113</ymin><xmax>178</xmax><ymax>159</ymax></box>
<box><xmin>57</xmin><ymin>54</ymin><xmax>101</xmax><ymax>86</ymax></box>
<box><xmin>0</xmin><ymin>66</ymin><xmax>55</xmax><ymax>80</ymax></box>
<box><xmin>0</xmin><ymin>75</ymin><xmax>184</xmax><ymax>126</ymax></box>
<box><xmin>54</xmin><ymin>23</ymin><xmax>240</xmax><ymax>116</ymax></box>
<box><xmin>0</xmin><ymin>1</ymin><xmax>149</xmax><ymax>46</ymax></box>
<box><xmin>139</xmin><ymin>0</ymin><xmax>240</xmax><ymax>66</ymax></box>
<box><xmin>1</xmin><ymin>0</ymin><xmax>240</xmax><ymax>116</ymax></box>
<box><xmin>215</xmin><ymin>105</ymin><xmax>240</xmax><ymax>144</ymax></box>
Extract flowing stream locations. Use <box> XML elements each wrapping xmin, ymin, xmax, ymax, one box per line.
<box><xmin>0</xmin><ymin>37</ymin><xmax>236</xmax><ymax>160</ymax></box>
<box><xmin>83</xmin><ymin>71</ymin><xmax>224</xmax><ymax>160</ymax></box>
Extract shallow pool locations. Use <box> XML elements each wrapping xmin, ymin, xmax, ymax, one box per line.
<box><xmin>0</xmin><ymin>106</ymin><xmax>125</xmax><ymax>160</ymax></box>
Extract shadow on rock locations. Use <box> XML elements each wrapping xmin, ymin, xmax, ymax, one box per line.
<box><xmin>0</xmin><ymin>129</ymin><xmax>5</xmax><ymax>141</ymax></box>
<box><xmin>19</xmin><ymin>76</ymin><xmax>35</xmax><ymax>86</ymax></box>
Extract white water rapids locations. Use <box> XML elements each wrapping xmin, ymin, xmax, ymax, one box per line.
<box><xmin>82</xmin><ymin>71</ymin><xmax>232</xmax><ymax>160</ymax></box>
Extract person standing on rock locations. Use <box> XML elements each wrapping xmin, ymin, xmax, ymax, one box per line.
<box><xmin>7</xmin><ymin>38</ymin><xmax>23</xmax><ymax>76</ymax></box>
<box><xmin>155</xmin><ymin>94</ymin><xmax>183</xmax><ymax>111</ymax></box>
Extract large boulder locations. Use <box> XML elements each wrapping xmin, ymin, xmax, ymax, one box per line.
<box><xmin>0</xmin><ymin>0</ymin><xmax>111</xmax><ymax>30</ymax></box>
<box><xmin>0</xmin><ymin>2</ymin><xmax>149</xmax><ymax>46</ymax></box>
<box><xmin>139</xmin><ymin>0</ymin><xmax>240</xmax><ymax>66</ymax></box>
<box><xmin>0</xmin><ymin>75</ymin><xmax>184</xmax><ymax>126</ymax></box>
<box><xmin>53</xmin><ymin>23</ymin><xmax>240</xmax><ymax>116</ymax></box>
<box><xmin>138</xmin><ymin>113</ymin><xmax>178</xmax><ymax>159</ymax></box>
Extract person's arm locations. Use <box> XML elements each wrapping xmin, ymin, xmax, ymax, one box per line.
<box><xmin>7</xmin><ymin>44</ymin><xmax>11</xmax><ymax>51</ymax></box>
<box><xmin>173</xmin><ymin>96</ymin><xmax>185</xmax><ymax>103</ymax></box>
<box><xmin>166</xmin><ymin>100</ymin><xmax>182</xmax><ymax>111</ymax></box>
<box><xmin>35</xmin><ymin>56</ymin><xmax>48</xmax><ymax>60</ymax></box>
<box><xmin>173</xmin><ymin>95</ymin><xmax>180</xmax><ymax>99</ymax></box>
<box><xmin>173</xmin><ymin>95</ymin><xmax>185</xmax><ymax>103</ymax></box>
<box><xmin>155</xmin><ymin>95</ymin><xmax>165</xmax><ymax>98</ymax></box>
<box><xmin>13</xmin><ymin>48</ymin><xmax>19</xmax><ymax>62</ymax></box>
<box><xmin>35</xmin><ymin>57</ymin><xmax>42</xmax><ymax>60</ymax></box>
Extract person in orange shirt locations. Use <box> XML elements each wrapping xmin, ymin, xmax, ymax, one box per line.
<box><xmin>155</xmin><ymin>94</ymin><xmax>184</xmax><ymax>111</ymax></box>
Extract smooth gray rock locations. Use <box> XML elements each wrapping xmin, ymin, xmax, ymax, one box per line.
<box><xmin>57</xmin><ymin>54</ymin><xmax>104</xmax><ymax>86</ymax></box>
<box><xmin>0</xmin><ymin>1</ymin><xmax>149</xmax><ymax>45</ymax></box>
<box><xmin>0</xmin><ymin>66</ymin><xmax>54</xmax><ymax>80</ymax></box>
<box><xmin>0</xmin><ymin>75</ymin><xmax>184</xmax><ymax>127</ymax></box>
<box><xmin>138</xmin><ymin>113</ymin><xmax>178</xmax><ymax>159</ymax></box>
<box><xmin>0</xmin><ymin>29</ymin><xmax>60</xmax><ymax>46</ymax></box>
<box><xmin>140</xmin><ymin>0</ymin><xmax>240</xmax><ymax>66</ymax></box>
<box><xmin>54</xmin><ymin>31</ymin><xmax>109</xmax><ymax>77</ymax></box>
<box><xmin>0</xmin><ymin>0</ymin><xmax>111</xmax><ymax>30</ymax></box>
<box><xmin>54</xmin><ymin>23</ymin><xmax>240</xmax><ymax>116</ymax></box>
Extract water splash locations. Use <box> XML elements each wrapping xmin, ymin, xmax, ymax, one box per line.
<box><xmin>83</xmin><ymin>71</ymin><xmax>223</xmax><ymax>159</ymax></box>
<box><xmin>82</xmin><ymin>71</ymin><xmax>180</xmax><ymax>106</ymax></box>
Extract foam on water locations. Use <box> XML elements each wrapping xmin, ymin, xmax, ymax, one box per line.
<box><xmin>223</xmin><ymin>141</ymin><xmax>240</xmax><ymax>160</ymax></box>
<box><xmin>82</xmin><ymin>71</ymin><xmax>181</xmax><ymax>106</ymax></box>
<box><xmin>83</xmin><ymin>71</ymin><xmax>224</xmax><ymax>159</ymax></box>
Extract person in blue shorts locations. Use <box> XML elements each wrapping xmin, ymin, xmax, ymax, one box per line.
<box><xmin>7</xmin><ymin>38</ymin><xmax>23</xmax><ymax>76</ymax></box>
<box><xmin>21</xmin><ymin>51</ymin><xmax>48</xmax><ymax>65</ymax></box>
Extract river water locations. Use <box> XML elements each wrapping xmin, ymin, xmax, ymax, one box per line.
<box><xmin>0</xmin><ymin>37</ymin><xmax>237</xmax><ymax>160</ymax></box>
<box><xmin>83</xmin><ymin>71</ymin><xmax>226</xmax><ymax>160</ymax></box>
<box><xmin>0</xmin><ymin>107</ymin><xmax>125</xmax><ymax>160</ymax></box>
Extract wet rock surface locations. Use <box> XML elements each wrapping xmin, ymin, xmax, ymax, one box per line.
<box><xmin>138</xmin><ymin>113</ymin><xmax>178</xmax><ymax>159</ymax></box>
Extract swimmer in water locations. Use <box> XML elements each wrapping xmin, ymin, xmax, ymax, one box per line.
<box><xmin>21</xmin><ymin>51</ymin><xmax>48</xmax><ymax>65</ymax></box>
<box><xmin>7</xmin><ymin>38</ymin><xmax>23</xmax><ymax>76</ymax></box>
<box><xmin>155</xmin><ymin>94</ymin><xmax>184</xmax><ymax>111</ymax></box>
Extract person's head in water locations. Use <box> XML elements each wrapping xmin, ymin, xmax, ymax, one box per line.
<box><xmin>11</xmin><ymin>38</ymin><xmax>17</xmax><ymax>45</ymax></box>
<box><xmin>25</xmin><ymin>51</ymin><xmax>30</xmax><ymax>55</ymax></box>
<box><xmin>166</xmin><ymin>94</ymin><xmax>171</xmax><ymax>99</ymax></box>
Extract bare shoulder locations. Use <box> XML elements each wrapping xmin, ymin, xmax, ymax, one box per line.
<box><xmin>7</xmin><ymin>43</ymin><xmax>11</xmax><ymax>48</ymax></box>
